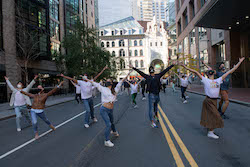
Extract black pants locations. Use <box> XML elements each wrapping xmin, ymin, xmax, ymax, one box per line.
<box><xmin>181</xmin><ymin>86</ymin><xmax>187</xmax><ymax>100</ymax></box>
<box><xmin>142</xmin><ymin>88</ymin><xmax>145</xmax><ymax>97</ymax></box>
<box><xmin>162</xmin><ymin>84</ymin><xmax>166</xmax><ymax>93</ymax></box>
<box><xmin>75</xmin><ymin>94</ymin><xmax>81</xmax><ymax>103</ymax></box>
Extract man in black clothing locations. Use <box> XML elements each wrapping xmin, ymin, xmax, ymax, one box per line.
<box><xmin>129</xmin><ymin>63</ymin><xmax>176</xmax><ymax>127</ymax></box>
<box><xmin>140</xmin><ymin>79</ymin><xmax>146</xmax><ymax>100</ymax></box>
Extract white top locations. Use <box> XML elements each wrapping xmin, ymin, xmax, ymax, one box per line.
<box><xmin>31</xmin><ymin>109</ymin><xmax>44</xmax><ymax>113</ymax></box>
<box><xmin>180</xmin><ymin>78</ymin><xmax>189</xmax><ymax>87</ymax></box>
<box><xmin>201</xmin><ymin>76</ymin><xmax>223</xmax><ymax>98</ymax></box>
<box><xmin>130</xmin><ymin>84</ymin><xmax>138</xmax><ymax>94</ymax></box>
<box><xmin>14</xmin><ymin>91</ymin><xmax>26</xmax><ymax>106</ymax></box>
<box><xmin>75</xmin><ymin>84</ymin><xmax>81</xmax><ymax>94</ymax></box>
<box><xmin>93</xmin><ymin>81</ymin><xmax>123</xmax><ymax>104</ymax></box>
<box><xmin>161</xmin><ymin>79</ymin><xmax>167</xmax><ymax>84</ymax></box>
<box><xmin>77</xmin><ymin>80</ymin><xmax>93</xmax><ymax>99</ymax></box>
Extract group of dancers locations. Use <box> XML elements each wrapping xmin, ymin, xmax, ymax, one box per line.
<box><xmin>4</xmin><ymin>57</ymin><xmax>245</xmax><ymax>146</ymax></box>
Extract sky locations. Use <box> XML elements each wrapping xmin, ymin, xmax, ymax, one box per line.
<box><xmin>98</xmin><ymin>0</ymin><xmax>132</xmax><ymax>26</ymax></box>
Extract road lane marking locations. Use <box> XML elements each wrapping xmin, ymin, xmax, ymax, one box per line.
<box><xmin>0</xmin><ymin>103</ymin><xmax>102</xmax><ymax>160</ymax></box>
<box><xmin>158</xmin><ymin>105</ymin><xmax>199</xmax><ymax>167</ymax></box>
<box><xmin>158</xmin><ymin>113</ymin><xmax>185</xmax><ymax>167</ymax></box>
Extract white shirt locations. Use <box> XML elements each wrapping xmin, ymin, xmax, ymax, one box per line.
<box><xmin>77</xmin><ymin>80</ymin><xmax>93</xmax><ymax>99</ymax></box>
<box><xmin>180</xmin><ymin>78</ymin><xmax>189</xmax><ymax>87</ymax></box>
<box><xmin>130</xmin><ymin>84</ymin><xmax>138</xmax><ymax>94</ymax></box>
<box><xmin>201</xmin><ymin>76</ymin><xmax>223</xmax><ymax>98</ymax></box>
<box><xmin>14</xmin><ymin>91</ymin><xmax>26</xmax><ymax>106</ymax></box>
<box><xmin>75</xmin><ymin>84</ymin><xmax>81</xmax><ymax>94</ymax></box>
<box><xmin>161</xmin><ymin>79</ymin><xmax>167</xmax><ymax>84</ymax></box>
<box><xmin>93</xmin><ymin>81</ymin><xmax>122</xmax><ymax>104</ymax></box>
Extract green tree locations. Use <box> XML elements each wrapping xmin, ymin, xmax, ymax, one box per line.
<box><xmin>58</xmin><ymin>21</ymin><xmax>117</xmax><ymax>80</ymax></box>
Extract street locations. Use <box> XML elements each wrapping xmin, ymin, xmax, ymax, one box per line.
<box><xmin>0</xmin><ymin>88</ymin><xmax>250</xmax><ymax>167</ymax></box>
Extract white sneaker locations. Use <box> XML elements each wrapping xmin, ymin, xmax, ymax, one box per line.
<box><xmin>84</xmin><ymin>124</ymin><xmax>90</xmax><ymax>128</ymax></box>
<box><xmin>17</xmin><ymin>128</ymin><xmax>21</xmax><ymax>132</ymax></box>
<box><xmin>207</xmin><ymin>131</ymin><xmax>219</xmax><ymax>139</ymax></box>
<box><xmin>104</xmin><ymin>140</ymin><xmax>114</xmax><ymax>147</ymax></box>
<box><xmin>134</xmin><ymin>105</ymin><xmax>138</xmax><ymax>108</ymax></box>
<box><xmin>186</xmin><ymin>96</ymin><xmax>189</xmax><ymax>99</ymax></box>
<box><xmin>142</xmin><ymin>97</ymin><xmax>146</xmax><ymax>100</ymax></box>
<box><xmin>93</xmin><ymin>118</ymin><xmax>98</xmax><ymax>122</ymax></box>
<box><xmin>183</xmin><ymin>100</ymin><xmax>188</xmax><ymax>104</ymax></box>
<box><xmin>151</xmin><ymin>122</ymin><xmax>158</xmax><ymax>128</ymax></box>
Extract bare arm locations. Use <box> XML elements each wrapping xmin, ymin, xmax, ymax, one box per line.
<box><xmin>121</xmin><ymin>70</ymin><xmax>133</xmax><ymax>83</ymax></box>
<box><xmin>125</xmin><ymin>80</ymin><xmax>131</xmax><ymax>86</ymax></box>
<box><xmin>174</xmin><ymin>73</ymin><xmax>181</xmax><ymax>79</ymax></box>
<box><xmin>93</xmin><ymin>66</ymin><xmax>108</xmax><ymax>81</ymax></box>
<box><xmin>181</xmin><ymin>64</ymin><xmax>203</xmax><ymax>80</ymax></box>
<box><xmin>20</xmin><ymin>91</ymin><xmax>35</xmax><ymax>98</ymax></box>
<box><xmin>25</xmin><ymin>75</ymin><xmax>38</xmax><ymax>92</ymax></box>
<box><xmin>4</xmin><ymin>77</ymin><xmax>16</xmax><ymax>91</ymax></box>
<box><xmin>221</xmin><ymin>57</ymin><xmax>245</xmax><ymax>81</ymax></box>
<box><xmin>70</xmin><ymin>80</ymin><xmax>77</xmax><ymax>87</ymax></box>
<box><xmin>47</xmin><ymin>81</ymin><xmax>64</xmax><ymax>96</ymax></box>
<box><xmin>202</xmin><ymin>60</ymin><xmax>212</xmax><ymax>70</ymax></box>
<box><xmin>60</xmin><ymin>74</ymin><xmax>78</xmax><ymax>84</ymax></box>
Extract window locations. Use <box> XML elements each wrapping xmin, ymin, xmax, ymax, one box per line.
<box><xmin>129</xmin><ymin>60</ymin><xmax>132</xmax><ymax>66</ymax></box>
<box><xmin>120</xmin><ymin>30</ymin><xmax>123</xmax><ymax>35</ymax></box>
<box><xmin>112</xmin><ymin>31</ymin><xmax>114</xmax><ymax>36</ymax></box>
<box><xmin>119</xmin><ymin>40</ymin><xmax>125</xmax><ymax>47</ymax></box>
<box><xmin>155</xmin><ymin>42</ymin><xmax>157</xmax><ymax>46</ymax></box>
<box><xmin>112</xmin><ymin>41</ymin><xmax>115</xmax><ymax>47</ymax></box>
<box><xmin>150</xmin><ymin>42</ymin><xmax>152</xmax><ymax>46</ymax></box>
<box><xmin>140</xmin><ymin>60</ymin><xmax>144</xmax><ymax>67</ymax></box>
<box><xmin>129</xmin><ymin>30</ymin><xmax>132</xmax><ymax>35</ymax></box>
<box><xmin>101</xmin><ymin>42</ymin><xmax>104</xmax><ymax>47</ymax></box>
<box><xmin>160</xmin><ymin>42</ymin><xmax>163</xmax><ymax>46</ymax></box>
<box><xmin>112</xmin><ymin>51</ymin><xmax>116</xmax><ymax>56</ymax></box>
<box><xmin>189</xmin><ymin>0</ymin><xmax>195</xmax><ymax>20</ymax></box>
<box><xmin>183</xmin><ymin>9</ymin><xmax>188</xmax><ymax>28</ymax></box>
<box><xmin>140</xmin><ymin>50</ymin><xmax>143</xmax><ymax>56</ymax></box>
<box><xmin>49</xmin><ymin>0</ymin><xmax>59</xmax><ymax>21</ymax></box>
<box><xmin>107</xmin><ymin>42</ymin><xmax>110</xmax><ymax>47</ymax></box>
<box><xmin>129</xmin><ymin>50</ymin><xmax>132</xmax><ymax>57</ymax></box>
<box><xmin>119</xmin><ymin>49</ymin><xmax>125</xmax><ymax>57</ymax></box>
<box><xmin>200</xmin><ymin>0</ymin><xmax>207</xmax><ymax>7</ymax></box>
<box><xmin>120</xmin><ymin>59</ymin><xmax>125</xmax><ymax>69</ymax></box>
<box><xmin>135</xmin><ymin>60</ymin><xmax>138</xmax><ymax>68</ymax></box>
<box><xmin>139</xmin><ymin>40</ymin><xmax>143</xmax><ymax>46</ymax></box>
<box><xmin>134</xmin><ymin>50</ymin><xmax>138</xmax><ymax>56</ymax></box>
<box><xmin>101</xmin><ymin>31</ymin><xmax>104</xmax><ymax>36</ymax></box>
<box><xmin>50</xmin><ymin>20</ymin><xmax>60</xmax><ymax>40</ymax></box>
<box><xmin>134</xmin><ymin>40</ymin><xmax>137</xmax><ymax>46</ymax></box>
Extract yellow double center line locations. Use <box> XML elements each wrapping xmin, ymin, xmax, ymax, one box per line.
<box><xmin>158</xmin><ymin>105</ymin><xmax>198</xmax><ymax>167</ymax></box>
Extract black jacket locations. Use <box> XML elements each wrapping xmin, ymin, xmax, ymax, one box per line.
<box><xmin>133</xmin><ymin>65</ymin><xmax>174</xmax><ymax>94</ymax></box>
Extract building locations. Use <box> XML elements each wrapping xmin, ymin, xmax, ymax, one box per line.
<box><xmin>176</xmin><ymin>0</ymin><xmax>249</xmax><ymax>88</ymax></box>
<box><xmin>0</xmin><ymin>0</ymin><xmax>99</xmax><ymax>103</ymax></box>
<box><xmin>131</xmin><ymin>0</ymin><xmax>169</xmax><ymax>22</ymax></box>
<box><xmin>166</xmin><ymin>1</ymin><xmax>175</xmax><ymax>26</ymax></box>
<box><xmin>99</xmin><ymin>16</ymin><xmax>169</xmax><ymax>80</ymax></box>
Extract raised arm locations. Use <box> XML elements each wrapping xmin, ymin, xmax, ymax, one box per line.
<box><xmin>4</xmin><ymin>76</ymin><xmax>16</xmax><ymax>91</ymax></box>
<box><xmin>137</xmin><ymin>79</ymin><xmax>143</xmax><ymax>85</ymax></box>
<box><xmin>125</xmin><ymin>80</ymin><xmax>131</xmax><ymax>86</ymax></box>
<box><xmin>221</xmin><ymin>57</ymin><xmax>245</xmax><ymax>81</ymax></box>
<box><xmin>60</xmin><ymin>74</ymin><xmax>77</xmax><ymax>83</ymax></box>
<box><xmin>181</xmin><ymin>64</ymin><xmax>203</xmax><ymax>80</ymax></box>
<box><xmin>129</xmin><ymin>64</ymin><xmax>149</xmax><ymax>79</ymax></box>
<box><xmin>174</xmin><ymin>73</ymin><xmax>181</xmax><ymax>79</ymax></box>
<box><xmin>47</xmin><ymin>81</ymin><xmax>64</xmax><ymax>96</ymax></box>
<box><xmin>159</xmin><ymin>64</ymin><xmax>175</xmax><ymax>78</ymax></box>
<box><xmin>93</xmin><ymin>66</ymin><xmax>108</xmax><ymax>81</ymax></box>
<box><xmin>20</xmin><ymin>91</ymin><xmax>35</xmax><ymax>98</ymax></box>
<box><xmin>121</xmin><ymin>70</ymin><xmax>133</xmax><ymax>83</ymax></box>
<box><xmin>70</xmin><ymin>80</ymin><xmax>77</xmax><ymax>87</ymax></box>
<box><xmin>202</xmin><ymin>60</ymin><xmax>213</xmax><ymax>70</ymax></box>
<box><xmin>25</xmin><ymin>75</ymin><xmax>38</xmax><ymax>92</ymax></box>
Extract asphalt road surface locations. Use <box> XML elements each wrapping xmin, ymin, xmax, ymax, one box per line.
<box><xmin>0</xmin><ymin>88</ymin><xmax>250</xmax><ymax>167</ymax></box>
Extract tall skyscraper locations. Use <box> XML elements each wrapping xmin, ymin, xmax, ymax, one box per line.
<box><xmin>131</xmin><ymin>0</ymin><xmax>168</xmax><ymax>22</ymax></box>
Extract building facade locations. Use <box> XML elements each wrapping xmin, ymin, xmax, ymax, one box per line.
<box><xmin>0</xmin><ymin>0</ymin><xmax>99</xmax><ymax>103</ymax></box>
<box><xmin>131</xmin><ymin>0</ymin><xmax>168</xmax><ymax>22</ymax></box>
<box><xmin>99</xmin><ymin>16</ymin><xmax>169</xmax><ymax>80</ymax></box>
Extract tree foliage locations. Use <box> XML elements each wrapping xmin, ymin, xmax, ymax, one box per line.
<box><xmin>58</xmin><ymin>21</ymin><xmax>117</xmax><ymax>80</ymax></box>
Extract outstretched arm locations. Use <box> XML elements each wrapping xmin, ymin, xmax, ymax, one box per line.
<box><xmin>4</xmin><ymin>76</ymin><xmax>16</xmax><ymax>91</ymax></box>
<box><xmin>47</xmin><ymin>81</ymin><xmax>64</xmax><ymax>96</ymax></box>
<box><xmin>125</xmin><ymin>80</ymin><xmax>131</xmax><ymax>86</ymax></box>
<box><xmin>25</xmin><ymin>75</ymin><xmax>38</xmax><ymax>92</ymax></box>
<box><xmin>129</xmin><ymin>65</ymin><xmax>149</xmax><ymax>79</ymax></box>
<box><xmin>202</xmin><ymin>60</ymin><xmax>213</xmax><ymax>70</ymax></box>
<box><xmin>60</xmin><ymin>74</ymin><xmax>78</xmax><ymax>84</ymax></box>
<box><xmin>121</xmin><ymin>70</ymin><xmax>132</xmax><ymax>83</ymax></box>
<box><xmin>159</xmin><ymin>64</ymin><xmax>175</xmax><ymax>78</ymax></box>
<box><xmin>20</xmin><ymin>91</ymin><xmax>35</xmax><ymax>98</ymax></box>
<box><xmin>70</xmin><ymin>80</ymin><xmax>77</xmax><ymax>87</ymax></box>
<box><xmin>93</xmin><ymin>66</ymin><xmax>108</xmax><ymax>81</ymax></box>
<box><xmin>181</xmin><ymin>64</ymin><xmax>203</xmax><ymax>80</ymax></box>
<box><xmin>174</xmin><ymin>73</ymin><xmax>181</xmax><ymax>79</ymax></box>
<box><xmin>221</xmin><ymin>57</ymin><xmax>245</xmax><ymax>80</ymax></box>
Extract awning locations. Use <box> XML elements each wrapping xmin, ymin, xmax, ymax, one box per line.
<box><xmin>195</xmin><ymin>0</ymin><xmax>250</xmax><ymax>31</ymax></box>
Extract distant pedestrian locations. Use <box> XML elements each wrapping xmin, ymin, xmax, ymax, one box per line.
<box><xmin>125</xmin><ymin>79</ymin><xmax>142</xmax><ymax>108</ymax></box>
<box><xmin>161</xmin><ymin>77</ymin><xmax>168</xmax><ymax>93</ymax></box>
<box><xmin>174</xmin><ymin>73</ymin><xmax>189</xmax><ymax>104</ymax></box>
<box><xmin>70</xmin><ymin>80</ymin><xmax>81</xmax><ymax>104</ymax></box>
<box><xmin>4</xmin><ymin>75</ymin><xmax>38</xmax><ymax>132</ymax></box>
<box><xmin>129</xmin><ymin>62</ymin><xmax>176</xmax><ymax>128</ymax></box>
<box><xmin>21</xmin><ymin>81</ymin><xmax>64</xmax><ymax>139</ymax></box>
<box><xmin>124</xmin><ymin>81</ymin><xmax>130</xmax><ymax>95</ymax></box>
<box><xmin>85</xmin><ymin>71</ymin><xmax>132</xmax><ymax>147</ymax></box>
<box><xmin>181</xmin><ymin>57</ymin><xmax>245</xmax><ymax>139</ymax></box>
<box><xmin>140</xmin><ymin>78</ymin><xmax>146</xmax><ymax>100</ymax></box>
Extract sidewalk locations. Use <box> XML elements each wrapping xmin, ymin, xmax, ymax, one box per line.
<box><xmin>185</xmin><ymin>84</ymin><xmax>250</xmax><ymax>106</ymax></box>
<box><xmin>0</xmin><ymin>94</ymin><xmax>75</xmax><ymax>121</ymax></box>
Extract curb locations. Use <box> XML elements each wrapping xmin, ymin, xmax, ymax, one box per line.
<box><xmin>180</xmin><ymin>89</ymin><xmax>250</xmax><ymax>107</ymax></box>
<box><xmin>0</xmin><ymin>99</ymin><xmax>75</xmax><ymax>121</ymax></box>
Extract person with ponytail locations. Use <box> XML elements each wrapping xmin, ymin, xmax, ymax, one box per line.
<box><xmin>85</xmin><ymin>71</ymin><xmax>132</xmax><ymax>147</ymax></box>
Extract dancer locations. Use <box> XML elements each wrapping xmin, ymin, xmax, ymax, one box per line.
<box><xmin>60</xmin><ymin>66</ymin><xmax>108</xmax><ymax>128</ymax></box>
<box><xmin>70</xmin><ymin>79</ymin><xmax>81</xmax><ymax>104</ymax></box>
<box><xmin>125</xmin><ymin>79</ymin><xmax>142</xmax><ymax>108</ymax></box>
<box><xmin>140</xmin><ymin>78</ymin><xmax>146</xmax><ymax>100</ymax></box>
<box><xmin>161</xmin><ymin>77</ymin><xmax>168</xmax><ymax>93</ymax></box>
<box><xmin>85</xmin><ymin>71</ymin><xmax>132</xmax><ymax>147</ymax></box>
<box><xmin>21</xmin><ymin>81</ymin><xmax>64</xmax><ymax>139</ymax></box>
<box><xmin>181</xmin><ymin>57</ymin><xmax>245</xmax><ymax>139</ymax></box>
<box><xmin>129</xmin><ymin>63</ymin><xmax>176</xmax><ymax>128</ymax></box>
<box><xmin>4</xmin><ymin>75</ymin><xmax>38</xmax><ymax>132</ymax></box>
<box><xmin>174</xmin><ymin>73</ymin><xmax>189</xmax><ymax>103</ymax></box>
<box><xmin>203</xmin><ymin>61</ymin><xmax>231</xmax><ymax>119</ymax></box>
<box><xmin>170</xmin><ymin>77</ymin><xmax>176</xmax><ymax>93</ymax></box>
